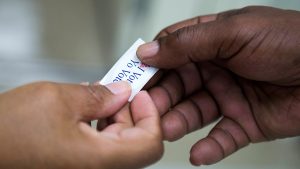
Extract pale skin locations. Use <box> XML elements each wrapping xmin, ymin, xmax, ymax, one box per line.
<box><xmin>138</xmin><ymin>6</ymin><xmax>300</xmax><ymax>166</ymax></box>
<box><xmin>0</xmin><ymin>81</ymin><xmax>163</xmax><ymax>169</ymax></box>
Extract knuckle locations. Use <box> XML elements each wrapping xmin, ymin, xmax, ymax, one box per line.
<box><xmin>239</xmin><ymin>6</ymin><xmax>258</xmax><ymax>13</ymax></box>
<box><xmin>175</xmin><ymin>27</ymin><xmax>189</xmax><ymax>42</ymax></box>
<box><xmin>85</xmin><ymin>85</ymin><xmax>111</xmax><ymax>113</ymax></box>
<box><xmin>31</xmin><ymin>81</ymin><xmax>61</xmax><ymax>99</ymax></box>
<box><xmin>217</xmin><ymin>6</ymin><xmax>259</xmax><ymax>20</ymax></box>
<box><xmin>240</xmin><ymin>5</ymin><xmax>266</xmax><ymax>13</ymax></box>
<box><xmin>156</xmin><ymin>29</ymin><xmax>169</xmax><ymax>39</ymax></box>
<box><xmin>155</xmin><ymin>26</ymin><xmax>173</xmax><ymax>39</ymax></box>
<box><xmin>156</xmin><ymin>24</ymin><xmax>180</xmax><ymax>39</ymax></box>
<box><xmin>171</xmin><ymin>26</ymin><xmax>197</xmax><ymax>47</ymax></box>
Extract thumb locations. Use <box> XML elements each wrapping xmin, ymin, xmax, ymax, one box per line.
<box><xmin>137</xmin><ymin>20</ymin><xmax>233</xmax><ymax>69</ymax></box>
<box><xmin>66</xmin><ymin>81</ymin><xmax>131</xmax><ymax>121</ymax></box>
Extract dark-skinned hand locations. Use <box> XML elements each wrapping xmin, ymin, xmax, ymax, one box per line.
<box><xmin>137</xmin><ymin>6</ymin><xmax>300</xmax><ymax>166</ymax></box>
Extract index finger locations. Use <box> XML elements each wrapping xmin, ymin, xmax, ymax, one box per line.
<box><xmin>130</xmin><ymin>91</ymin><xmax>161</xmax><ymax>134</ymax></box>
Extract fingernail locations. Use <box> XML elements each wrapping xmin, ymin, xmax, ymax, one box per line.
<box><xmin>105</xmin><ymin>81</ymin><xmax>131</xmax><ymax>95</ymax></box>
<box><xmin>137</xmin><ymin>40</ymin><xmax>159</xmax><ymax>59</ymax></box>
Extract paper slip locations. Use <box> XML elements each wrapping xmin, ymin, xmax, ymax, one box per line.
<box><xmin>100</xmin><ymin>39</ymin><xmax>159</xmax><ymax>101</ymax></box>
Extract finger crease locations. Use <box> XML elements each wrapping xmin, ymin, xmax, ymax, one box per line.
<box><xmin>172</xmin><ymin>108</ymin><xmax>190</xmax><ymax>134</ymax></box>
<box><xmin>226</xmin><ymin>30</ymin><xmax>258</xmax><ymax>61</ymax></box>
<box><xmin>173</xmin><ymin>70</ymin><xmax>186</xmax><ymax>98</ymax></box>
<box><xmin>197</xmin><ymin>64</ymin><xmax>222</xmax><ymax>116</ymax></box>
<box><xmin>226</xmin><ymin>117</ymin><xmax>251</xmax><ymax>143</ymax></box>
<box><xmin>188</xmin><ymin>98</ymin><xmax>204</xmax><ymax>128</ymax></box>
<box><xmin>158</xmin><ymin>85</ymin><xmax>174</xmax><ymax>106</ymax></box>
<box><xmin>234</xmin><ymin>78</ymin><xmax>270</xmax><ymax>141</ymax></box>
<box><xmin>87</xmin><ymin>85</ymin><xmax>101</xmax><ymax>102</ymax></box>
<box><xmin>207</xmin><ymin>136</ymin><xmax>225</xmax><ymax>159</ymax></box>
<box><xmin>214</xmin><ymin>127</ymin><xmax>239</xmax><ymax>152</ymax></box>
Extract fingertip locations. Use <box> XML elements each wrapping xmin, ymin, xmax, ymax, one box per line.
<box><xmin>189</xmin><ymin>143</ymin><xmax>206</xmax><ymax>166</ymax></box>
<box><xmin>105</xmin><ymin>81</ymin><xmax>131</xmax><ymax>96</ymax></box>
<box><xmin>137</xmin><ymin>40</ymin><xmax>160</xmax><ymax>62</ymax></box>
<box><xmin>161</xmin><ymin>112</ymin><xmax>188</xmax><ymax>141</ymax></box>
<box><xmin>132</xmin><ymin>90</ymin><xmax>152</xmax><ymax>105</ymax></box>
<box><xmin>136</xmin><ymin>90</ymin><xmax>150</xmax><ymax>98</ymax></box>
<box><xmin>148</xmin><ymin>87</ymin><xmax>171</xmax><ymax>116</ymax></box>
<box><xmin>189</xmin><ymin>155</ymin><xmax>202</xmax><ymax>166</ymax></box>
<box><xmin>131</xmin><ymin>90</ymin><xmax>159</xmax><ymax>120</ymax></box>
<box><xmin>131</xmin><ymin>90</ymin><xmax>161</xmax><ymax>134</ymax></box>
<box><xmin>83</xmin><ymin>81</ymin><xmax>131</xmax><ymax>120</ymax></box>
<box><xmin>189</xmin><ymin>146</ymin><xmax>207</xmax><ymax>166</ymax></box>
<box><xmin>189</xmin><ymin>139</ymin><xmax>224</xmax><ymax>166</ymax></box>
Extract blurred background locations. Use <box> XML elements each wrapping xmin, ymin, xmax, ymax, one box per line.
<box><xmin>0</xmin><ymin>0</ymin><xmax>299</xmax><ymax>168</ymax></box>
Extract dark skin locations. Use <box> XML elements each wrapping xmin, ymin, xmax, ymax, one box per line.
<box><xmin>137</xmin><ymin>6</ymin><xmax>300</xmax><ymax>166</ymax></box>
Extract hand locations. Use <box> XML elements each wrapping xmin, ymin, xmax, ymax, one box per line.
<box><xmin>0</xmin><ymin>81</ymin><xmax>163</xmax><ymax>169</ymax></box>
<box><xmin>137</xmin><ymin>6</ymin><xmax>300</xmax><ymax>166</ymax></box>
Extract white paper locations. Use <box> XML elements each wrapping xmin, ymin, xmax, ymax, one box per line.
<box><xmin>100</xmin><ymin>38</ymin><xmax>158</xmax><ymax>101</ymax></box>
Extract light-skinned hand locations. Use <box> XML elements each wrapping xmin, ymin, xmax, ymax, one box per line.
<box><xmin>0</xmin><ymin>81</ymin><xmax>163</xmax><ymax>169</ymax></box>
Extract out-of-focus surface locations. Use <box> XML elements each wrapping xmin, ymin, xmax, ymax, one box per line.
<box><xmin>0</xmin><ymin>0</ymin><xmax>299</xmax><ymax>168</ymax></box>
